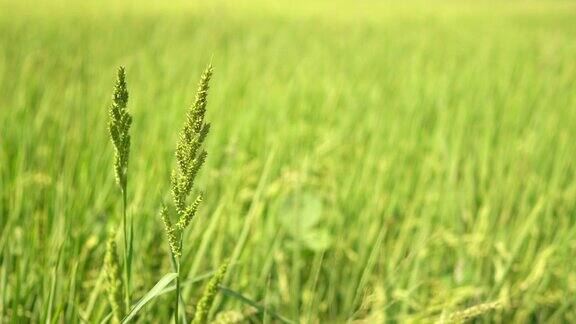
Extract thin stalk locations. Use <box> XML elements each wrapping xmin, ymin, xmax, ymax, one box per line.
<box><xmin>121</xmin><ymin>186</ymin><xmax>131</xmax><ymax>311</ymax></box>
<box><xmin>108</xmin><ymin>66</ymin><xmax>132</xmax><ymax>317</ymax></box>
<box><xmin>175</xmin><ymin>259</ymin><xmax>180</xmax><ymax>324</ymax></box>
<box><xmin>168</xmin><ymin>243</ymin><xmax>188</xmax><ymax>324</ymax></box>
<box><xmin>174</xmin><ymin>234</ymin><xmax>183</xmax><ymax>324</ymax></box>
<box><xmin>174</xmin><ymin>235</ymin><xmax>191</xmax><ymax>323</ymax></box>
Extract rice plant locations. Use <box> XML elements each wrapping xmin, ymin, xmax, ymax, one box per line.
<box><xmin>2</xmin><ymin>1</ymin><xmax>576</xmax><ymax>322</ymax></box>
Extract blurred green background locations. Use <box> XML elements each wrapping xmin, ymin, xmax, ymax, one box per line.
<box><xmin>1</xmin><ymin>0</ymin><xmax>575</xmax><ymax>322</ymax></box>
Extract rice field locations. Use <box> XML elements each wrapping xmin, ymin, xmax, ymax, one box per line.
<box><xmin>1</xmin><ymin>0</ymin><xmax>575</xmax><ymax>322</ymax></box>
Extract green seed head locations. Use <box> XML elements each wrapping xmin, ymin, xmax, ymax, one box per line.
<box><xmin>104</xmin><ymin>231</ymin><xmax>125</xmax><ymax>323</ymax></box>
<box><xmin>446</xmin><ymin>301</ymin><xmax>501</xmax><ymax>323</ymax></box>
<box><xmin>108</xmin><ymin>66</ymin><xmax>132</xmax><ymax>190</ymax></box>
<box><xmin>161</xmin><ymin>65</ymin><xmax>212</xmax><ymax>267</ymax></box>
<box><xmin>166</xmin><ymin>65</ymin><xmax>213</xmax><ymax>237</ymax></box>
<box><xmin>177</xmin><ymin>193</ymin><xmax>203</xmax><ymax>230</ymax></box>
<box><xmin>192</xmin><ymin>261</ymin><xmax>229</xmax><ymax>324</ymax></box>
<box><xmin>213</xmin><ymin>309</ymin><xmax>254</xmax><ymax>324</ymax></box>
<box><xmin>160</xmin><ymin>205</ymin><xmax>181</xmax><ymax>257</ymax></box>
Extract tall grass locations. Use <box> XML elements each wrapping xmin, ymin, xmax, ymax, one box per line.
<box><xmin>104</xmin><ymin>65</ymin><xmax>229</xmax><ymax>323</ymax></box>
<box><xmin>1</xmin><ymin>0</ymin><xmax>576</xmax><ymax>322</ymax></box>
<box><xmin>107</xmin><ymin>66</ymin><xmax>133</xmax><ymax>313</ymax></box>
<box><xmin>159</xmin><ymin>65</ymin><xmax>225</xmax><ymax>323</ymax></box>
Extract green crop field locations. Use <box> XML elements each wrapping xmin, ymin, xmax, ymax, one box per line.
<box><xmin>1</xmin><ymin>0</ymin><xmax>575</xmax><ymax>322</ymax></box>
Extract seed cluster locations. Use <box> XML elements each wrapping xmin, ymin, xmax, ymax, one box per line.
<box><xmin>163</xmin><ymin>65</ymin><xmax>213</xmax><ymax>257</ymax></box>
<box><xmin>104</xmin><ymin>232</ymin><xmax>125</xmax><ymax>324</ymax></box>
<box><xmin>192</xmin><ymin>261</ymin><xmax>229</xmax><ymax>324</ymax></box>
<box><xmin>108</xmin><ymin>67</ymin><xmax>132</xmax><ymax>190</ymax></box>
<box><xmin>103</xmin><ymin>65</ymin><xmax>228</xmax><ymax>323</ymax></box>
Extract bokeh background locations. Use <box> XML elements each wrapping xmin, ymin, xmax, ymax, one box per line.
<box><xmin>1</xmin><ymin>0</ymin><xmax>575</xmax><ymax>322</ymax></box>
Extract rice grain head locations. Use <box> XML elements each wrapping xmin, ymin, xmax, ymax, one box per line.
<box><xmin>172</xmin><ymin>65</ymin><xmax>212</xmax><ymax>224</ymax></box>
<box><xmin>108</xmin><ymin>66</ymin><xmax>132</xmax><ymax>190</ymax></box>
<box><xmin>160</xmin><ymin>205</ymin><xmax>181</xmax><ymax>257</ymax></box>
<box><xmin>442</xmin><ymin>301</ymin><xmax>501</xmax><ymax>323</ymax></box>
<box><xmin>104</xmin><ymin>232</ymin><xmax>125</xmax><ymax>323</ymax></box>
<box><xmin>176</xmin><ymin>193</ymin><xmax>203</xmax><ymax>230</ymax></box>
<box><xmin>162</xmin><ymin>65</ymin><xmax>213</xmax><ymax>257</ymax></box>
<box><xmin>213</xmin><ymin>308</ymin><xmax>258</xmax><ymax>324</ymax></box>
<box><xmin>192</xmin><ymin>261</ymin><xmax>229</xmax><ymax>324</ymax></box>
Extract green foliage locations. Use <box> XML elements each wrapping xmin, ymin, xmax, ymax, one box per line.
<box><xmin>104</xmin><ymin>232</ymin><xmax>125</xmax><ymax>324</ymax></box>
<box><xmin>1</xmin><ymin>1</ymin><xmax>576</xmax><ymax>322</ymax></box>
<box><xmin>192</xmin><ymin>261</ymin><xmax>229</xmax><ymax>324</ymax></box>
<box><xmin>280</xmin><ymin>193</ymin><xmax>332</xmax><ymax>252</ymax></box>
<box><xmin>122</xmin><ymin>272</ymin><xmax>179</xmax><ymax>323</ymax></box>
<box><xmin>443</xmin><ymin>301</ymin><xmax>502</xmax><ymax>323</ymax></box>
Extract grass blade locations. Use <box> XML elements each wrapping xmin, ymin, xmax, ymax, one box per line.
<box><xmin>219</xmin><ymin>286</ymin><xmax>294</xmax><ymax>324</ymax></box>
<box><xmin>121</xmin><ymin>272</ymin><xmax>178</xmax><ymax>323</ymax></box>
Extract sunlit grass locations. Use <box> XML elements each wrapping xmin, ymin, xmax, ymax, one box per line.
<box><xmin>0</xmin><ymin>0</ymin><xmax>575</xmax><ymax>322</ymax></box>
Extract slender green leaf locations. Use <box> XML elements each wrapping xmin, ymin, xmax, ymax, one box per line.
<box><xmin>219</xmin><ymin>286</ymin><xmax>295</xmax><ymax>324</ymax></box>
<box><xmin>121</xmin><ymin>273</ymin><xmax>178</xmax><ymax>323</ymax></box>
